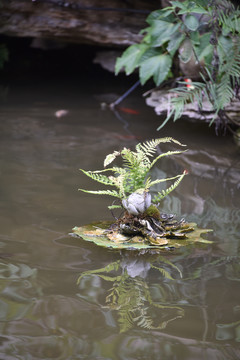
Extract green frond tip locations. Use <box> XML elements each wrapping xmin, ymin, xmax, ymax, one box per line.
<box><xmin>152</xmin><ymin>170</ymin><xmax>188</xmax><ymax>203</ymax></box>
<box><xmin>137</xmin><ymin>137</ymin><xmax>186</xmax><ymax>152</ymax></box>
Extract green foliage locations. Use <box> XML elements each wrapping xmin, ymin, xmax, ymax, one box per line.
<box><xmin>79</xmin><ymin>138</ymin><xmax>187</xmax><ymax>210</ymax></box>
<box><xmin>115</xmin><ymin>0</ymin><xmax>240</xmax><ymax>129</ymax></box>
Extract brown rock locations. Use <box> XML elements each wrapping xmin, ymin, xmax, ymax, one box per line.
<box><xmin>0</xmin><ymin>0</ymin><xmax>160</xmax><ymax>47</ymax></box>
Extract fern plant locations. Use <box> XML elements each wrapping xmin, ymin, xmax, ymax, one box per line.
<box><xmin>79</xmin><ymin>137</ymin><xmax>187</xmax><ymax>213</ymax></box>
<box><xmin>115</xmin><ymin>0</ymin><xmax>240</xmax><ymax>130</ymax></box>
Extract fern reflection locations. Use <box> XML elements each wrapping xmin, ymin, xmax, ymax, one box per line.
<box><xmin>77</xmin><ymin>256</ymin><xmax>184</xmax><ymax>333</ymax></box>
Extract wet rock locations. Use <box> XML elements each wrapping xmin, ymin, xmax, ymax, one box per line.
<box><xmin>145</xmin><ymin>88</ymin><xmax>240</xmax><ymax>125</ymax></box>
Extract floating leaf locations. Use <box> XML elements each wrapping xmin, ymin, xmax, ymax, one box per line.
<box><xmin>71</xmin><ymin>221</ymin><xmax>212</xmax><ymax>251</ymax></box>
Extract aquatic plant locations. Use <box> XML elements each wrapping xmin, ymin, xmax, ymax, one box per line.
<box><xmin>74</xmin><ymin>137</ymin><xmax>212</xmax><ymax>250</ymax></box>
<box><xmin>79</xmin><ymin>137</ymin><xmax>187</xmax><ymax>212</ymax></box>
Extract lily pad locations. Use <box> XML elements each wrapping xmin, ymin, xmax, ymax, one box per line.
<box><xmin>71</xmin><ymin>221</ymin><xmax>212</xmax><ymax>250</ymax></box>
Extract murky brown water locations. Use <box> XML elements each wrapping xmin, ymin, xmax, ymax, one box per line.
<box><xmin>0</xmin><ymin>79</ymin><xmax>239</xmax><ymax>360</ymax></box>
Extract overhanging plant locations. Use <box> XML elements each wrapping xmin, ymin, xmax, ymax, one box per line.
<box><xmin>115</xmin><ymin>0</ymin><xmax>240</xmax><ymax>132</ymax></box>
<box><xmin>72</xmin><ymin>137</ymin><xmax>212</xmax><ymax>250</ymax></box>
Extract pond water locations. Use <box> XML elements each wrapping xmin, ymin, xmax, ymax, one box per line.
<box><xmin>0</xmin><ymin>73</ymin><xmax>239</xmax><ymax>360</ymax></box>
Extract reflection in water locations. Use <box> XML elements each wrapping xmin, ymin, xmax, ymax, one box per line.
<box><xmin>77</xmin><ymin>256</ymin><xmax>184</xmax><ymax>333</ymax></box>
<box><xmin>0</xmin><ymin>81</ymin><xmax>239</xmax><ymax>359</ymax></box>
<box><xmin>0</xmin><ymin>262</ymin><xmax>38</xmax><ymax>323</ymax></box>
<box><xmin>74</xmin><ymin>253</ymin><xmax>240</xmax><ymax>359</ymax></box>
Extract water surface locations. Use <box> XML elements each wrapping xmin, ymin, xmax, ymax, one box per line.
<box><xmin>0</xmin><ymin>78</ymin><xmax>239</xmax><ymax>360</ymax></box>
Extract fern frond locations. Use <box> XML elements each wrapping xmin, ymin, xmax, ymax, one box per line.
<box><xmin>152</xmin><ymin>170</ymin><xmax>187</xmax><ymax>203</ymax></box>
<box><xmin>137</xmin><ymin>137</ymin><xmax>186</xmax><ymax>157</ymax></box>
<box><xmin>136</xmin><ymin>139</ymin><xmax>160</xmax><ymax>157</ymax></box>
<box><xmin>91</xmin><ymin>167</ymin><xmax>121</xmax><ymax>174</ymax></box>
<box><xmin>212</xmin><ymin>36</ymin><xmax>240</xmax><ymax>111</ymax></box>
<box><xmin>79</xmin><ymin>169</ymin><xmax>115</xmax><ymax>187</ymax></box>
<box><xmin>104</xmin><ymin>151</ymin><xmax>121</xmax><ymax>167</ymax></box>
<box><xmin>149</xmin><ymin>149</ymin><xmax>187</xmax><ymax>170</ymax></box>
<box><xmin>109</xmin><ymin>174</ymin><xmax>126</xmax><ymax>198</ymax></box>
<box><xmin>78</xmin><ymin>188</ymin><xmax>121</xmax><ymax>198</ymax></box>
<box><xmin>216</xmin><ymin>74</ymin><xmax>234</xmax><ymax>109</ymax></box>
<box><xmin>144</xmin><ymin>177</ymin><xmax>152</xmax><ymax>190</ymax></box>
<box><xmin>157</xmin><ymin>84</ymin><xmax>206</xmax><ymax>129</ymax></box>
<box><xmin>121</xmin><ymin>148</ymin><xmax>140</xmax><ymax>169</ymax></box>
<box><xmin>212</xmin><ymin>40</ymin><xmax>240</xmax><ymax>111</ymax></box>
<box><xmin>218</xmin><ymin>8</ymin><xmax>240</xmax><ymax>34</ymax></box>
<box><xmin>147</xmin><ymin>173</ymin><xmax>186</xmax><ymax>189</ymax></box>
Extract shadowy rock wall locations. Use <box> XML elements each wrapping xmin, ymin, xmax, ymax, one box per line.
<box><xmin>0</xmin><ymin>0</ymin><xmax>160</xmax><ymax>46</ymax></box>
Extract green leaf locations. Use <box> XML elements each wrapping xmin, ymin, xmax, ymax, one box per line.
<box><xmin>217</xmin><ymin>35</ymin><xmax>233</xmax><ymax>62</ymax></box>
<box><xmin>194</xmin><ymin>33</ymin><xmax>213</xmax><ymax>63</ymax></box>
<box><xmin>115</xmin><ymin>44</ymin><xmax>148</xmax><ymax>75</ymax></box>
<box><xmin>184</xmin><ymin>14</ymin><xmax>199</xmax><ymax>31</ymax></box>
<box><xmin>167</xmin><ymin>32</ymin><xmax>185</xmax><ymax>55</ymax></box>
<box><xmin>171</xmin><ymin>1</ymin><xmax>187</xmax><ymax>10</ymax></box>
<box><xmin>146</xmin><ymin>8</ymin><xmax>175</xmax><ymax>25</ymax></box>
<box><xmin>139</xmin><ymin>54</ymin><xmax>172</xmax><ymax>86</ymax></box>
<box><xmin>178</xmin><ymin>7</ymin><xmax>208</xmax><ymax>15</ymax></box>
<box><xmin>138</xmin><ymin>48</ymin><xmax>163</xmax><ymax>64</ymax></box>
<box><xmin>150</xmin><ymin>21</ymin><xmax>180</xmax><ymax>47</ymax></box>
<box><xmin>189</xmin><ymin>31</ymin><xmax>200</xmax><ymax>45</ymax></box>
